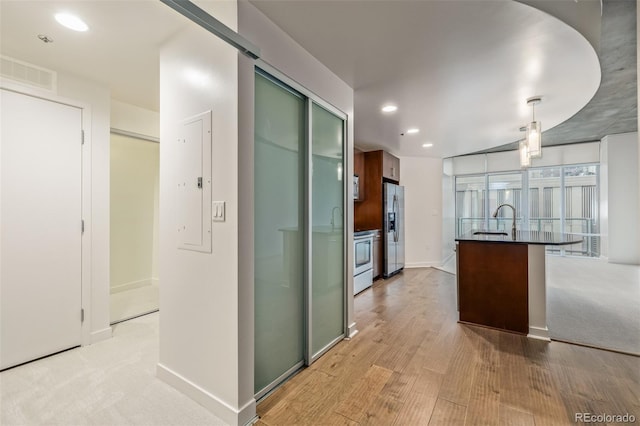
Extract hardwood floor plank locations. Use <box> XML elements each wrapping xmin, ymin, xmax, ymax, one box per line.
<box><xmin>374</xmin><ymin>337</ymin><xmax>424</xmax><ymax>373</ymax></box>
<box><xmin>465</xmin><ymin>341</ymin><xmax>500</xmax><ymax>425</ymax></box>
<box><xmin>258</xmin><ymin>370</ymin><xmax>335</xmax><ymax>425</ymax></box>
<box><xmin>527</xmin><ymin>366</ymin><xmax>572</xmax><ymax>426</ymax></box>
<box><xmin>358</xmin><ymin>393</ymin><xmax>403</xmax><ymax>425</ymax></box>
<box><xmin>392</xmin><ymin>393</ymin><xmax>437</xmax><ymax>426</ymax></box>
<box><xmin>256</xmin><ymin>370</ymin><xmax>308</xmax><ymax>417</ymax></box>
<box><xmin>377</xmin><ymin>371</ymin><xmax>418</xmax><ymax>403</ymax></box>
<box><xmin>420</xmin><ymin>323</ymin><xmax>460</xmax><ymax>374</ymax></box>
<box><xmin>256</xmin><ymin>268</ymin><xmax>640</xmax><ymax>426</ymax></box>
<box><xmin>319</xmin><ymin>412</ymin><xmax>360</xmax><ymax>426</ymax></box>
<box><xmin>428</xmin><ymin>398</ymin><xmax>467</xmax><ymax>425</ymax></box>
<box><xmin>499</xmin><ymin>404</ymin><xmax>535</xmax><ymax>426</ymax></box>
<box><xmin>335</xmin><ymin>364</ymin><xmax>393</xmax><ymax>421</ymax></box>
<box><xmin>498</xmin><ymin>332</ymin><xmax>532</xmax><ymax>413</ymax></box>
<box><xmin>411</xmin><ymin>367</ymin><xmax>444</xmax><ymax>398</ymax></box>
<box><xmin>403</xmin><ymin>331</ymin><xmax>439</xmax><ymax>376</ymax></box>
<box><xmin>437</xmin><ymin>328</ymin><xmax>478</xmax><ymax>406</ymax></box>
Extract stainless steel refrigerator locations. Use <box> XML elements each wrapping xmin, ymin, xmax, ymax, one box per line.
<box><xmin>384</xmin><ymin>182</ymin><xmax>405</xmax><ymax>277</ymax></box>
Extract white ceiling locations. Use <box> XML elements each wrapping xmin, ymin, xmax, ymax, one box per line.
<box><xmin>0</xmin><ymin>0</ymin><xmax>602</xmax><ymax>158</ymax></box>
<box><xmin>0</xmin><ymin>1</ymin><xmax>187</xmax><ymax>111</ymax></box>
<box><xmin>249</xmin><ymin>0</ymin><xmax>602</xmax><ymax>158</ymax></box>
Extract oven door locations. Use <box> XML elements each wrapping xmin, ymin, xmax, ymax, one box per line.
<box><xmin>354</xmin><ymin>236</ymin><xmax>373</xmax><ymax>275</ymax></box>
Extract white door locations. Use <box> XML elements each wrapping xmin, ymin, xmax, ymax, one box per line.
<box><xmin>1</xmin><ymin>89</ymin><xmax>83</xmax><ymax>370</ymax></box>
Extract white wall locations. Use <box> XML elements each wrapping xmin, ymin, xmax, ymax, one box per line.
<box><xmin>110</xmin><ymin>99</ymin><xmax>160</xmax><ymax>291</ymax></box>
<box><xmin>238</xmin><ymin>0</ymin><xmax>356</xmax><ymax>340</ymax></box>
<box><xmin>56</xmin><ymin>72</ymin><xmax>112</xmax><ymax>343</ymax></box>
<box><xmin>451</xmin><ymin>142</ymin><xmax>601</xmax><ymax>175</ymax></box>
<box><xmin>110</xmin><ymin>101</ymin><xmax>160</xmax><ymax>280</ymax></box>
<box><xmin>601</xmin><ymin>132</ymin><xmax>639</xmax><ymax>265</ymax></box>
<box><xmin>399</xmin><ymin>156</ymin><xmax>443</xmax><ymax>267</ymax></box>
<box><xmin>157</xmin><ymin>1</ymin><xmax>252</xmax><ymax>424</ymax></box>
<box><xmin>110</xmin><ymin>133</ymin><xmax>159</xmax><ymax>291</ymax></box>
<box><xmin>637</xmin><ymin>0</ymin><xmax>640</xmax><ymax>270</ymax></box>
<box><xmin>110</xmin><ymin>99</ymin><xmax>160</xmax><ymax>139</ymax></box>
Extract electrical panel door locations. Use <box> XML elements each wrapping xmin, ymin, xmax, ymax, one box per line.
<box><xmin>177</xmin><ymin>111</ymin><xmax>212</xmax><ymax>253</ymax></box>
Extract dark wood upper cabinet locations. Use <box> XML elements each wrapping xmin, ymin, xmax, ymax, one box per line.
<box><xmin>354</xmin><ymin>149</ymin><xmax>400</xmax><ymax>233</ymax></box>
<box><xmin>382</xmin><ymin>150</ymin><xmax>400</xmax><ymax>182</ymax></box>
<box><xmin>354</xmin><ymin>148</ymin><xmax>365</xmax><ymax>202</ymax></box>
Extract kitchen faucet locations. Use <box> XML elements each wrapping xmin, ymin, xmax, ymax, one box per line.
<box><xmin>330</xmin><ymin>206</ymin><xmax>343</xmax><ymax>230</ymax></box>
<box><xmin>493</xmin><ymin>203</ymin><xmax>517</xmax><ymax>240</ymax></box>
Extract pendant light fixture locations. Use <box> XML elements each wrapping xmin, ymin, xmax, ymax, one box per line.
<box><xmin>518</xmin><ymin>126</ymin><xmax>530</xmax><ymax>168</ymax></box>
<box><xmin>526</xmin><ymin>96</ymin><xmax>542</xmax><ymax>158</ymax></box>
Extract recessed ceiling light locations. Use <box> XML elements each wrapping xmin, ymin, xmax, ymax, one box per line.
<box><xmin>406</xmin><ymin>128</ymin><xmax>420</xmax><ymax>134</ymax></box>
<box><xmin>55</xmin><ymin>13</ymin><xmax>89</xmax><ymax>32</ymax></box>
<box><xmin>381</xmin><ymin>105</ymin><xmax>398</xmax><ymax>113</ymax></box>
<box><xmin>422</xmin><ymin>143</ymin><xmax>434</xmax><ymax>148</ymax></box>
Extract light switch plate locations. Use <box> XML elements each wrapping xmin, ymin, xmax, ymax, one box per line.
<box><xmin>212</xmin><ymin>201</ymin><xmax>225</xmax><ymax>222</ymax></box>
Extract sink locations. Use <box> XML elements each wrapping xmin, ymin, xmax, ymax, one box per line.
<box><xmin>473</xmin><ymin>231</ymin><xmax>508</xmax><ymax>236</ymax></box>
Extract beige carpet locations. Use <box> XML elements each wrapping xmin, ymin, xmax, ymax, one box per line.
<box><xmin>546</xmin><ymin>256</ymin><xmax>640</xmax><ymax>355</ymax></box>
<box><xmin>0</xmin><ymin>312</ymin><xmax>227</xmax><ymax>426</ymax></box>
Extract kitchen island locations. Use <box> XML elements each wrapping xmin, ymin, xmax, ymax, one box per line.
<box><xmin>455</xmin><ymin>231</ymin><xmax>583</xmax><ymax>340</ymax></box>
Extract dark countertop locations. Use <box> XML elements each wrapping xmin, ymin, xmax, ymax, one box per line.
<box><xmin>354</xmin><ymin>230</ymin><xmax>377</xmax><ymax>237</ymax></box>
<box><xmin>455</xmin><ymin>231</ymin><xmax>584</xmax><ymax>246</ymax></box>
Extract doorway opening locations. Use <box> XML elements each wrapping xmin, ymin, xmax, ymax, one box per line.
<box><xmin>110</xmin><ymin>130</ymin><xmax>160</xmax><ymax>324</ymax></box>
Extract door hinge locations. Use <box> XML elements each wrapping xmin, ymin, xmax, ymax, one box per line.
<box><xmin>81</xmin><ymin>308</ymin><xmax>85</xmax><ymax>322</ymax></box>
<box><xmin>81</xmin><ymin>130</ymin><xmax>85</xmax><ymax>145</ymax></box>
<box><xmin>81</xmin><ymin>220</ymin><xmax>85</xmax><ymax>234</ymax></box>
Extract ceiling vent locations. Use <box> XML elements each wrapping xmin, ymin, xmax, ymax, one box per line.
<box><xmin>1</xmin><ymin>56</ymin><xmax>57</xmax><ymax>92</ymax></box>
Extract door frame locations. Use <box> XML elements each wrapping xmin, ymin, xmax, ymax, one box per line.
<box><xmin>1</xmin><ymin>80</ymin><xmax>93</xmax><ymax>347</ymax></box>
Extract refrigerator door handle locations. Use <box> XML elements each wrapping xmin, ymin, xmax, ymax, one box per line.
<box><xmin>393</xmin><ymin>195</ymin><xmax>399</xmax><ymax>242</ymax></box>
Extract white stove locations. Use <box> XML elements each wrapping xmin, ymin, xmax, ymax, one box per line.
<box><xmin>354</xmin><ymin>231</ymin><xmax>374</xmax><ymax>294</ymax></box>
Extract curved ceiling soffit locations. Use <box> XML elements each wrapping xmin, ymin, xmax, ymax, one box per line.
<box><xmin>477</xmin><ymin>1</ymin><xmax>603</xmax><ymax>156</ymax></box>
<box><xmin>477</xmin><ymin>0</ymin><xmax>636</xmax><ymax>155</ymax></box>
<box><xmin>516</xmin><ymin>0</ymin><xmax>602</xmax><ymax>54</ymax></box>
<box><xmin>447</xmin><ymin>0</ymin><xmax>603</xmax><ymax>157</ymax></box>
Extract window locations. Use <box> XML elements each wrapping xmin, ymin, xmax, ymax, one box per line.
<box><xmin>488</xmin><ymin>173</ymin><xmax>523</xmax><ymax>232</ymax></box>
<box><xmin>455</xmin><ymin>164</ymin><xmax>599</xmax><ymax>257</ymax></box>
<box><xmin>455</xmin><ymin>175</ymin><xmax>485</xmax><ymax>236</ymax></box>
<box><xmin>563</xmin><ymin>165</ymin><xmax>599</xmax><ymax>256</ymax></box>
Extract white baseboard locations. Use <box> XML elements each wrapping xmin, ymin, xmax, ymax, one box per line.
<box><xmin>441</xmin><ymin>252</ymin><xmax>455</xmax><ymax>265</ymax></box>
<box><xmin>347</xmin><ymin>322</ymin><xmax>358</xmax><ymax>339</ymax></box>
<box><xmin>405</xmin><ymin>261</ymin><xmax>440</xmax><ymax>269</ymax></box>
<box><xmin>110</xmin><ymin>278</ymin><xmax>157</xmax><ymax>294</ymax></box>
<box><xmin>90</xmin><ymin>326</ymin><xmax>112</xmax><ymax>344</ymax></box>
<box><xmin>157</xmin><ymin>363</ymin><xmax>256</xmax><ymax>426</ymax></box>
<box><xmin>528</xmin><ymin>326</ymin><xmax>551</xmax><ymax>341</ymax></box>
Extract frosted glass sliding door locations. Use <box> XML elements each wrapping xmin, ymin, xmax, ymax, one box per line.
<box><xmin>254</xmin><ymin>69</ymin><xmax>347</xmax><ymax>396</ymax></box>
<box><xmin>254</xmin><ymin>73</ymin><xmax>305</xmax><ymax>396</ymax></box>
<box><xmin>310</xmin><ymin>103</ymin><xmax>345</xmax><ymax>358</ymax></box>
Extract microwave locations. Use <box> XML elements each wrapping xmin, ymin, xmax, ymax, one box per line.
<box><xmin>353</xmin><ymin>175</ymin><xmax>359</xmax><ymax>200</ymax></box>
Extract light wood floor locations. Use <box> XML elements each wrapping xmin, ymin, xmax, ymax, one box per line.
<box><xmin>257</xmin><ymin>268</ymin><xmax>640</xmax><ymax>425</ymax></box>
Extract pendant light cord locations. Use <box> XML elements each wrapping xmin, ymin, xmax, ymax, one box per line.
<box><xmin>532</xmin><ymin>103</ymin><xmax>535</xmax><ymax>122</ymax></box>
